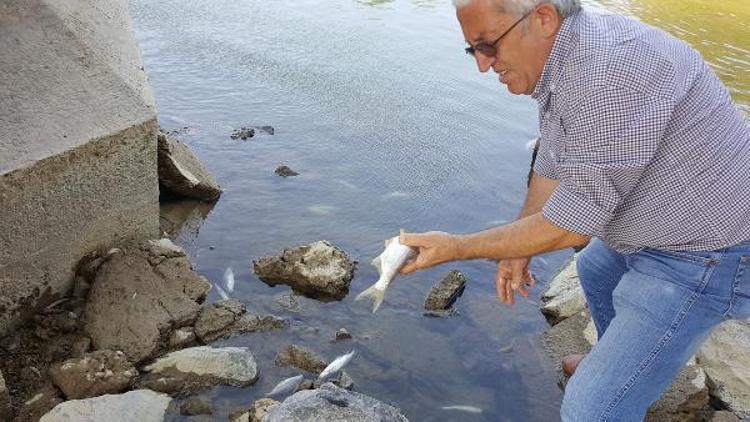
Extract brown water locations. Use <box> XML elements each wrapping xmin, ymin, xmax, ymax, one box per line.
<box><xmin>131</xmin><ymin>0</ymin><xmax>748</xmax><ymax>420</ymax></box>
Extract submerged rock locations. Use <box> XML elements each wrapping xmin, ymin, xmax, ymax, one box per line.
<box><xmin>333</xmin><ymin>328</ymin><xmax>352</xmax><ymax>342</ymax></box>
<box><xmin>275</xmin><ymin>165</ymin><xmax>299</xmax><ymax>177</ymax></box>
<box><xmin>540</xmin><ymin>254</ymin><xmax>586</xmax><ymax>325</ymax></box>
<box><xmin>264</xmin><ymin>383</ymin><xmax>408</xmax><ymax>422</ymax></box>
<box><xmin>253</xmin><ymin>241</ymin><xmax>356</xmax><ymax>299</ymax></box>
<box><xmin>193</xmin><ymin>300</ymin><xmax>288</xmax><ymax>343</ymax></box>
<box><xmin>180</xmin><ymin>396</ymin><xmax>213</xmax><ymax>416</ymax></box>
<box><xmin>157</xmin><ymin>132</ymin><xmax>222</xmax><ymax>200</ymax></box>
<box><xmin>48</xmin><ymin>350</ymin><xmax>137</xmax><ymax>399</ymax></box>
<box><xmin>39</xmin><ymin>390</ymin><xmax>171</xmax><ymax>422</ymax></box>
<box><xmin>138</xmin><ymin>346</ymin><xmax>259</xmax><ymax>396</ymax></box>
<box><xmin>275</xmin><ymin>344</ymin><xmax>328</xmax><ymax>374</ymax></box>
<box><xmin>230</xmin><ymin>127</ymin><xmax>255</xmax><ymax>140</ymax></box>
<box><xmin>424</xmin><ymin>270</ymin><xmax>466</xmax><ymax>311</ymax></box>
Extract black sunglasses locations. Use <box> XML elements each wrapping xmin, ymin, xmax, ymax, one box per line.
<box><xmin>464</xmin><ymin>8</ymin><xmax>535</xmax><ymax>58</ymax></box>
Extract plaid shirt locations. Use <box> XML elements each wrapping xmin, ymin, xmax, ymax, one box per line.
<box><xmin>533</xmin><ymin>9</ymin><xmax>750</xmax><ymax>254</ymax></box>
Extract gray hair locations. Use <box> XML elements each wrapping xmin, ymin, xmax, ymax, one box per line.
<box><xmin>452</xmin><ymin>0</ymin><xmax>581</xmax><ymax>18</ymax></box>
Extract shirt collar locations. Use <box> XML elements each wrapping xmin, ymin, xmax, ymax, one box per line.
<box><xmin>531</xmin><ymin>10</ymin><xmax>581</xmax><ymax>102</ymax></box>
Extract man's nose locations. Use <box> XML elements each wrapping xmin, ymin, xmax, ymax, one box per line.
<box><xmin>475</xmin><ymin>52</ymin><xmax>495</xmax><ymax>73</ymax></box>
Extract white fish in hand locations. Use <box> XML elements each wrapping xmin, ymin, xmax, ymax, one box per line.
<box><xmin>213</xmin><ymin>283</ymin><xmax>230</xmax><ymax>300</ymax></box>
<box><xmin>223</xmin><ymin>267</ymin><xmax>235</xmax><ymax>293</ymax></box>
<box><xmin>355</xmin><ymin>236</ymin><xmax>416</xmax><ymax>313</ymax></box>
<box><xmin>317</xmin><ymin>350</ymin><xmax>356</xmax><ymax>381</ymax></box>
<box><xmin>266</xmin><ymin>374</ymin><xmax>304</xmax><ymax>398</ymax></box>
<box><xmin>441</xmin><ymin>405</ymin><xmax>483</xmax><ymax>414</ymax></box>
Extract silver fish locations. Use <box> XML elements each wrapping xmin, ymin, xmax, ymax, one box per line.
<box><xmin>214</xmin><ymin>283</ymin><xmax>230</xmax><ymax>300</ymax></box>
<box><xmin>441</xmin><ymin>405</ymin><xmax>483</xmax><ymax>414</ymax></box>
<box><xmin>223</xmin><ymin>267</ymin><xmax>235</xmax><ymax>293</ymax></box>
<box><xmin>355</xmin><ymin>236</ymin><xmax>416</xmax><ymax>312</ymax></box>
<box><xmin>266</xmin><ymin>374</ymin><xmax>304</xmax><ymax>397</ymax></box>
<box><xmin>317</xmin><ymin>350</ymin><xmax>356</xmax><ymax>381</ymax></box>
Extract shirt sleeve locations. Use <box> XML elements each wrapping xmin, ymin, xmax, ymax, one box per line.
<box><xmin>542</xmin><ymin>85</ymin><xmax>674</xmax><ymax>237</ymax></box>
<box><xmin>532</xmin><ymin>136</ymin><xmax>558</xmax><ymax>179</ymax></box>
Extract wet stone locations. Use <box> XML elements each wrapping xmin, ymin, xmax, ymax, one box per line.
<box><xmin>48</xmin><ymin>350</ymin><xmax>138</xmax><ymax>399</ymax></box>
<box><xmin>275</xmin><ymin>344</ymin><xmax>328</xmax><ymax>374</ymax></box>
<box><xmin>333</xmin><ymin>328</ymin><xmax>352</xmax><ymax>342</ymax></box>
<box><xmin>230</xmin><ymin>127</ymin><xmax>255</xmax><ymax>140</ymax></box>
<box><xmin>180</xmin><ymin>397</ymin><xmax>213</xmax><ymax>416</ymax></box>
<box><xmin>424</xmin><ymin>270</ymin><xmax>466</xmax><ymax>311</ymax></box>
<box><xmin>275</xmin><ymin>165</ymin><xmax>299</xmax><ymax>177</ymax></box>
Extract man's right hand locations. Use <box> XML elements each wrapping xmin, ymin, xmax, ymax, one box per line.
<box><xmin>495</xmin><ymin>257</ymin><xmax>535</xmax><ymax>305</ymax></box>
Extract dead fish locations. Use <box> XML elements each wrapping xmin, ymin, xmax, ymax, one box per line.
<box><xmin>317</xmin><ymin>350</ymin><xmax>356</xmax><ymax>381</ymax></box>
<box><xmin>214</xmin><ymin>283</ymin><xmax>230</xmax><ymax>300</ymax></box>
<box><xmin>355</xmin><ymin>236</ymin><xmax>416</xmax><ymax>313</ymax></box>
<box><xmin>266</xmin><ymin>374</ymin><xmax>304</xmax><ymax>397</ymax></box>
<box><xmin>441</xmin><ymin>405</ymin><xmax>483</xmax><ymax>414</ymax></box>
<box><xmin>224</xmin><ymin>267</ymin><xmax>235</xmax><ymax>293</ymax></box>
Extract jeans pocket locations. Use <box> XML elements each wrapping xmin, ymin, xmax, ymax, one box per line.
<box><xmin>727</xmin><ymin>256</ymin><xmax>750</xmax><ymax>319</ymax></box>
<box><xmin>629</xmin><ymin>248</ymin><xmax>713</xmax><ymax>291</ymax></box>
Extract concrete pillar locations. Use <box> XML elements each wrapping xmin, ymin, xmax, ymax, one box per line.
<box><xmin>0</xmin><ymin>0</ymin><xmax>160</xmax><ymax>337</ymax></box>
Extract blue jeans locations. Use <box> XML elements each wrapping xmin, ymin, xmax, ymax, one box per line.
<box><xmin>561</xmin><ymin>239</ymin><xmax>750</xmax><ymax>421</ymax></box>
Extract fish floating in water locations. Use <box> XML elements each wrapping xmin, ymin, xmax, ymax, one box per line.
<box><xmin>223</xmin><ymin>267</ymin><xmax>235</xmax><ymax>293</ymax></box>
<box><xmin>266</xmin><ymin>374</ymin><xmax>304</xmax><ymax>398</ymax></box>
<box><xmin>441</xmin><ymin>405</ymin><xmax>483</xmax><ymax>414</ymax></box>
<box><xmin>355</xmin><ymin>236</ymin><xmax>416</xmax><ymax>313</ymax></box>
<box><xmin>317</xmin><ymin>350</ymin><xmax>356</xmax><ymax>381</ymax></box>
<box><xmin>214</xmin><ymin>283</ymin><xmax>230</xmax><ymax>300</ymax></box>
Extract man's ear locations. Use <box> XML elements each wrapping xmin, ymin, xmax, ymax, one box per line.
<box><xmin>534</xmin><ymin>3</ymin><xmax>561</xmax><ymax>38</ymax></box>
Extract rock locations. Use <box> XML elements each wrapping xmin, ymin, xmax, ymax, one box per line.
<box><xmin>333</xmin><ymin>328</ymin><xmax>352</xmax><ymax>342</ymax></box>
<box><xmin>275</xmin><ymin>344</ymin><xmax>328</xmax><ymax>374</ymax></box>
<box><xmin>264</xmin><ymin>383</ymin><xmax>408</xmax><ymax>422</ymax></box>
<box><xmin>169</xmin><ymin>327</ymin><xmax>196</xmax><ymax>349</ymax></box>
<box><xmin>230</xmin><ymin>127</ymin><xmax>255</xmax><ymax>140</ymax></box>
<box><xmin>70</xmin><ymin>336</ymin><xmax>92</xmax><ymax>357</ymax></box>
<box><xmin>583</xmin><ymin>318</ymin><xmax>597</xmax><ymax>346</ymax></box>
<box><xmin>144</xmin><ymin>238</ymin><xmax>186</xmax><ymax>259</ymax></box>
<box><xmin>138</xmin><ymin>346</ymin><xmax>258</xmax><ymax>395</ymax></box>
<box><xmin>159</xmin><ymin>198</ymin><xmax>216</xmax><ymax>238</ymax></box>
<box><xmin>649</xmin><ymin>357</ymin><xmax>709</xmax><ymax>415</ymax></box>
<box><xmin>423</xmin><ymin>270</ymin><xmax>466</xmax><ymax>311</ymax></box>
<box><xmin>253</xmin><ymin>241</ymin><xmax>356</xmax><ymax>299</ymax></box>
<box><xmin>193</xmin><ymin>300</ymin><xmax>287</xmax><ymax>343</ymax></box>
<box><xmin>84</xmin><ymin>245</ymin><xmax>208</xmax><ymax>363</ymax></box>
<box><xmin>336</xmin><ymin>371</ymin><xmax>354</xmax><ymax>391</ymax></box>
<box><xmin>257</xmin><ymin>126</ymin><xmax>275</xmax><ymax>135</ymax></box>
<box><xmin>250</xmin><ymin>398</ymin><xmax>280</xmax><ymax>422</ymax></box>
<box><xmin>157</xmin><ymin>132</ymin><xmax>222</xmax><ymax>200</ymax></box>
<box><xmin>540</xmin><ymin>254</ymin><xmax>587</xmax><ymax>325</ymax></box>
<box><xmin>39</xmin><ymin>390</ymin><xmax>172</xmax><ymax>422</ymax></box>
<box><xmin>274</xmin><ymin>293</ymin><xmax>301</xmax><ymax>313</ymax></box>
<box><xmin>696</xmin><ymin>319</ymin><xmax>750</xmax><ymax>418</ymax></box>
<box><xmin>17</xmin><ymin>383</ymin><xmax>64</xmax><ymax>422</ymax></box>
<box><xmin>180</xmin><ymin>397</ymin><xmax>213</xmax><ymax>416</ymax></box>
<box><xmin>275</xmin><ymin>166</ymin><xmax>299</xmax><ymax>177</ymax></box>
<box><xmin>0</xmin><ymin>370</ymin><xmax>11</xmax><ymax>421</ymax></box>
<box><xmin>48</xmin><ymin>350</ymin><xmax>138</xmax><ymax>399</ymax></box>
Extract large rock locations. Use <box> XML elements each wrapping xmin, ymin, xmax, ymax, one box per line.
<box><xmin>193</xmin><ymin>300</ymin><xmax>288</xmax><ymax>343</ymax></box>
<box><xmin>157</xmin><ymin>132</ymin><xmax>222</xmax><ymax>201</ymax></box>
<box><xmin>275</xmin><ymin>344</ymin><xmax>328</xmax><ymax>374</ymax></box>
<box><xmin>84</xmin><ymin>243</ymin><xmax>210</xmax><ymax>362</ymax></box>
<box><xmin>48</xmin><ymin>350</ymin><xmax>137</xmax><ymax>399</ymax></box>
<box><xmin>0</xmin><ymin>0</ymin><xmax>159</xmax><ymax>339</ymax></box>
<box><xmin>540</xmin><ymin>254</ymin><xmax>587</xmax><ymax>325</ymax></box>
<box><xmin>0</xmin><ymin>370</ymin><xmax>10</xmax><ymax>421</ymax></box>
<box><xmin>424</xmin><ymin>270</ymin><xmax>466</xmax><ymax>311</ymax></box>
<box><xmin>138</xmin><ymin>346</ymin><xmax>258</xmax><ymax>395</ymax></box>
<box><xmin>697</xmin><ymin>319</ymin><xmax>750</xmax><ymax>418</ymax></box>
<box><xmin>39</xmin><ymin>390</ymin><xmax>171</xmax><ymax>422</ymax></box>
<box><xmin>264</xmin><ymin>383</ymin><xmax>408</xmax><ymax>422</ymax></box>
<box><xmin>254</xmin><ymin>241</ymin><xmax>356</xmax><ymax>299</ymax></box>
<box><xmin>230</xmin><ymin>398</ymin><xmax>280</xmax><ymax>422</ymax></box>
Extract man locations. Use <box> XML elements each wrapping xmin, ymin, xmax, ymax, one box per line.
<box><xmin>399</xmin><ymin>0</ymin><xmax>750</xmax><ymax>419</ymax></box>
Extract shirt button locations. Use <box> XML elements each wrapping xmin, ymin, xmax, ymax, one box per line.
<box><xmin>550</xmin><ymin>83</ymin><xmax>556</xmax><ymax>92</ymax></box>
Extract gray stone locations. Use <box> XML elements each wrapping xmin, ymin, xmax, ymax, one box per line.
<box><xmin>0</xmin><ymin>0</ymin><xmax>159</xmax><ymax>339</ymax></box>
<box><xmin>333</xmin><ymin>328</ymin><xmax>352</xmax><ymax>342</ymax></box>
<box><xmin>48</xmin><ymin>350</ymin><xmax>138</xmax><ymax>399</ymax></box>
<box><xmin>274</xmin><ymin>293</ymin><xmax>301</xmax><ymax>313</ymax></box>
<box><xmin>169</xmin><ymin>327</ymin><xmax>197</xmax><ymax>349</ymax></box>
<box><xmin>264</xmin><ymin>383</ymin><xmax>408</xmax><ymax>422</ymax></box>
<box><xmin>230</xmin><ymin>127</ymin><xmax>255</xmax><ymax>140</ymax></box>
<box><xmin>139</xmin><ymin>346</ymin><xmax>258</xmax><ymax>395</ymax></box>
<box><xmin>649</xmin><ymin>358</ymin><xmax>709</xmax><ymax>415</ymax></box>
<box><xmin>245</xmin><ymin>398</ymin><xmax>280</xmax><ymax>422</ymax></box>
<box><xmin>39</xmin><ymin>390</ymin><xmax>171</xmax><ymax>422</ymax></box>
<box><xmin>697</xmin><ymin>319</ymin><xmax>750</xmax><ymax>418</ymax></box>
<box><xmin>194</xmin><ymin>300</ymin><xmax>287</xmax><ymax>343</ymax></box>
<box><xmin>275</xmin><ymin>166</ymin><xmax>299</xmax><ymax>177</ymax></box>
<box><xmin>180</xmin><ymin>397</ymin><xmax>213</xmax><ymax>416</ymax></box>
<box><xmin>424</xmin><ymin>270</ymin><xmax>466</xmax><ymax>311</ymax></box>
<box><xmin>144</xmin><ymin>238</ymin><xmax>186</xmax><ymax>259</ymax></box>
<box><xmin>253</xmin><ymin>241</ymin><xmax>356</xmax><ymax>299</ymax></box>
<box><xmin>540</xmin><ymin>254</ymin><xmax>587</xmax><ymax>325</ymax></box>
<box><xmin>84</xmin><ymin>247</ymin><xmax>206</xmax><ymax>363</ymax></box>
<box><xmin>275</xmin><ymin>344</ymin><xmax>328</xmax><ymax>374</ymax></box>
<box><xmin>157</xmin><ymin>132</ymin><xmax>222</xmax><ymax>201</ymax></box>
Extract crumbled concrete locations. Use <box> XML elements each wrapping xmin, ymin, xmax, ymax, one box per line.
<box><xmin>253</xmin><ymin>241</ymin><xmax>356</xmax><ymax>299</ymax></box>
<box><xmin>39</xmin><ymin>390</ymin><xmax>171</xmax><ymax>422</ymax></box>
<box><xmin>138</xmin><ymin>346</ymin><xmax>258</xmax><ymax>396</ymax></box>
<box><xmin>697</xmin><ymin>319</ymin><xmax>750</xmax><ymax>418</ymax></box>
<box><xmin>84</xmin><ymin>244</ymin><xmax>210</xmax><ymax>363</ymax></box>
<box><xmin>424</xmin><ymin>270</ymin><xmax>466</xmax><ymax>311</ymax></box>
<box><xmin>48</xmin><ymin>350</ymin><xmax>137</xmax><ymax>399</ymax></box>
<box><xmin>157</xmin><ymin>132</ymin><xmax>222</xmax><ymax>201</ymax></box>
<box><xmin>264</xmin><ymin>383</ymin><xmax>408</xmax><ymax>422</ymax></box>
<box><xmin>540</xmin><ymin>254</ymin><xmax>587</xmax><ymax>325</ymax></box>
<box><xmin>275</xmin><ymin>344</ymin><xmax>328</xmax><ymax>374</ymax></box>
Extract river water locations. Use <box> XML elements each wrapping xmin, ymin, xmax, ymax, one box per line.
<box><xmin>130</xmin><ymin>1</ymin><xmax>748</xmax><ymax>420</ymax></box>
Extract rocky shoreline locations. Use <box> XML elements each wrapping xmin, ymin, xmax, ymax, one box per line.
<box><xmin>540</xmin><ymin>254</ymin><xmax>750</xmax><ymax>421</ymax></box>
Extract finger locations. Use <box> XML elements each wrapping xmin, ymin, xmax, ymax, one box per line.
<box><xmin>506</xmin><ymin>281</ymin><xmax>515</xmax><ymax>305</ymax></box>
<box><xmin>400</xmin><ymin>258</ymin><xmax>418</xmax><ymax>275</ymax></box>
<box><xmin>495</xmin><ymin>274</ymin><xmax>506</xmax><ymax>303</ymax></box>
<box><xmin>526</xmin><ymin>272</ymin><xmax>537</xmax><ymax>288</ymax></box>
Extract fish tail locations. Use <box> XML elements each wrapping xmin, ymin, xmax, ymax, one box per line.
<box><xmin>354</xmin><ymin>284</ymin><xmax>386</xmax><ymax>313</ymax></box>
